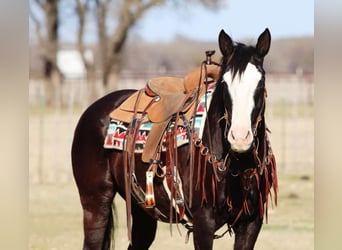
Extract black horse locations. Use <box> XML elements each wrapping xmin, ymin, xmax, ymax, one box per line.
<box><xmin>72</xmin><ymin>28</ymin><xmax>278</xmax><ymax>250</ymax></box>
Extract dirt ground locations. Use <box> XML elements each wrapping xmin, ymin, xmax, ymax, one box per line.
<box><xmin>29</xmin><ymin>98</ymin><xmax>314</xmax><ymax>249</ymax></box>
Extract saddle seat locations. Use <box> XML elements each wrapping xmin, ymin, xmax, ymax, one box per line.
<box><xmin>112</xmin><ymin>76</ymin><xmax>187</xmax><ymax>124</ymax></box>
<box><xmin>109</xmin><ymin>64</ymin><xmax>220</xmax><ymax>162</ymax></box>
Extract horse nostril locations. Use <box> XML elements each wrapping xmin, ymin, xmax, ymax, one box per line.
<box><xmin>245</xmin><ymin>131</ymin><xmax>250</xmax><ymax>140</ymax></box>
<box><xmin>231</xmin><ymin>131</ymin><xmax>235</xmax><ymax>140</ymax></box>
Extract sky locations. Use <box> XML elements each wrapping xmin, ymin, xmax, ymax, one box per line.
<box><xmin>32</xmin><ymin>0</ymin><xmax>314</xmax><ymax>44</ymax></box>
<box><xmin>131</xmin><ymin>0</ymin><xmax>314</xmax><ymax>42</ymax></box>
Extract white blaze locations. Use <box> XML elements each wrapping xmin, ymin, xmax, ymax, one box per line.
<box><xmin>223</xmin><ymin>63</ymin><xmax>262</xmax><ymax>152</ymax></box>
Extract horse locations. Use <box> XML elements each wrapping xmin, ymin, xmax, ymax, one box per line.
<box><xmin>71</xmin><ymin>28</ymin><xmax>278</xmax><ymax>250</ymax></box>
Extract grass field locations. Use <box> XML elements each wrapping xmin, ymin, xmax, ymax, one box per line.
<box><xmin>29</xmin><ymin>96</ymin><xmax>314</xmax><ymax>249</ymax></box>
<box><xmin>29</xmin><ymin>168</ymin><xmax>313</xmax><ymax>249</ymax></box>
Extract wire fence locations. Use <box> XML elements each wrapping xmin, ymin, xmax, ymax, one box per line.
<box><xmin>29</xmin><ymin>73</ymin><xmax>313</xmax><ymax>184</ymax></box>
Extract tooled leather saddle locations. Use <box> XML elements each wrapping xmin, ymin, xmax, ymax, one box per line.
<box><xmin>110</xmin><ymin>63</ymin><xmax>220</xmax><ymax>162</ymax></box>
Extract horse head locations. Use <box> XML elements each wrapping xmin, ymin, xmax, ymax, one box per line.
<box><xmin>217</xmin><ymin>28</ymin><xmax>271</xmax><ymax>153</ymax></box>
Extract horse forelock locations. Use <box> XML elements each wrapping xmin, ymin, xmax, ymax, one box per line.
<box><xmin>220</xmin><ymin>43</ymin><xmax>264</xmax><ymax>81</ymax></box>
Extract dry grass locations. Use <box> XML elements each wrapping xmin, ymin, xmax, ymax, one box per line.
<box><xmin>29</xmin><ymin>168</ymin><xmax>313</xmax><ymax>249</ymax></box>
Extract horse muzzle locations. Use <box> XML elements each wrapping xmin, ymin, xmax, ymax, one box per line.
<box><xmin>227</xmin><ymin>127</ymin><xmax>253</xmax><ymax>153</ymax></box>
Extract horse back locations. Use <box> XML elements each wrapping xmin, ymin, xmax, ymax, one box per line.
<box><xmin>71</xmin><ymin>89</ymin><xmax>136</xmax><ymax>180</ymax></box>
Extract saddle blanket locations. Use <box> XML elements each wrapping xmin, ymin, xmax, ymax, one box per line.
<box><xmin>104</xmin><ymin>83</ymin><xmax>216</xmax><ymax>152</ymax></box>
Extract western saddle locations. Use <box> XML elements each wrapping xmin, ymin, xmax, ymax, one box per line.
<box><xmin>110</xmin><ymin>62</ymin><xmax>220</xmax><ymax>162</ymax></box>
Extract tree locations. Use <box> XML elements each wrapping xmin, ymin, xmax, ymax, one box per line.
<box><xmin>76</xmin><ymin>0</ymin><xmax>224</xmax><ymax>101</ymax></box>
<box><xmin>30</xmin><ymin>0</ymin><xmax>61</xmax><ymax>107</ymax></box>
<box><xmin>31</xmin><ymin>0</ymin><xmax>224</xmax><ymax>105</ymax></box>
<box><xmin>76</xmin><ymin>0</ymin><xmax>98</xmax><ymax>102</ymax></box>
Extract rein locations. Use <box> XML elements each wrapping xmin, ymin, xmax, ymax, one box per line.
<box><xmin>188</xmin><ymin>51</ymin><xmax>221</xmax><ymax>208</ymax></box>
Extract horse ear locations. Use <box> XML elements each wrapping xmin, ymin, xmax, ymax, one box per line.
<box><xmin>218</xmin><ymin>29</ymin><xmax>234</xmax><ymax>57</ymax></box>
<box><xmin>256</xmin><ymin>28</ymin><xmax>271</xmax><ymax>57</ymax></box>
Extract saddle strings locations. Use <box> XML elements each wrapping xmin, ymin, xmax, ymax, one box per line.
<box><xmin>188</xmin><ymin>57</ymin><xmax>215</xmax><ymax>208</ymax></box>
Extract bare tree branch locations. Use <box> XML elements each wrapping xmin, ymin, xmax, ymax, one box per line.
<box><xmin>134</xmin><ymin>0</ymin><xmax>164</xmax><ymax>20</ymax></box>
<box><xmin>96</xmin><ymin>0</ymin><xmax>110</xmax><ymax>84</ymax></box>
<box><xmin>76</xmin><ymin>0</ymin><xmax>98</xmax><ymax>102</ymax></box>
<box><xmin>31</xmin><ymin>0</ymin><xmax>62</xmax><ymax>106</ymax></box>
<box><xmin>77</xmin><ymin>0</ymin><xmax>223</xmax><ymax>89</ymax></box>
<box><xmin>101</xmin><ymin>0</ymin><xmax>164</xmax><ymax>86</ymax></box>
<box><xmin>76</xmin><ymin>0</ymin><xmax>89</xmax><ymax>68</ymax></box>
<box><xmin>33</xmin><ymin>0</ymin><xmax>44</xmax><ymax>9</ymax></box>
<box><xmin>29</xmin><ymin>8</ymin><xmax>44</xmax><ymax>45</ymax></box>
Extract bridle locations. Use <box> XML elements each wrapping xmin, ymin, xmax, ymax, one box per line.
<box><xmin>214</xmin><ymin>76</ymin><xmax>270</xmax><ymax>230</ymax></box>
<box><xmin>187</xmin><ymin>61</ymin><xmax>268</xmax><ymax>194</ymax></box>
<box><xmin>212</xmin><ymin>65</ymin><xmax>268</xmax><ymax>171</ymax></box>
<box><xmin>188</xmin><ymin>77</ymin><xmax>269</xmax><ymax>235</ymax></box>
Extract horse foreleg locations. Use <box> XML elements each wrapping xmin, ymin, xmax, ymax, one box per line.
<box><xmin>192</xmin><ymin>208</ymin><xmax>216</xmax><ymax>250</ymax></box>
<box><xmin>127</xmin><ymin>203</ymin><xmax>157</xmax><ymax>250</ymax></box>
<box><xmin>232</xmin><ymin>216</ymin><xmax>262</xmax><ymax>250</ymax></box>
